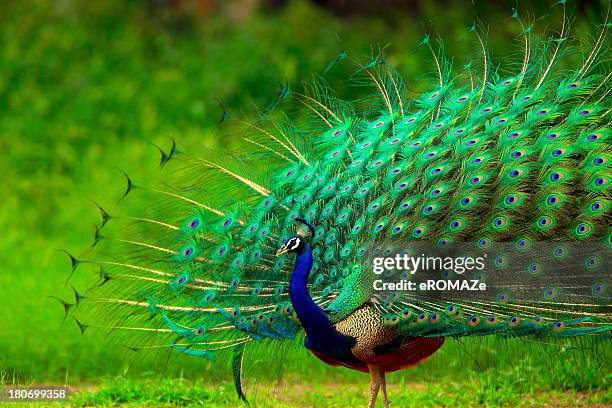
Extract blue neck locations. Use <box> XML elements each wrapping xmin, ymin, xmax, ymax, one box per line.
<box><xmin>288</xmin><ymin>243</ymin><xmax>336</xmax><ymax>340</ymax></box>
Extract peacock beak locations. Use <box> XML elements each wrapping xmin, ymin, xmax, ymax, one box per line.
<box><xmin>276</xmin><ymin>247</ymin><xmax>288</xmax><ymax>257</ymax></box>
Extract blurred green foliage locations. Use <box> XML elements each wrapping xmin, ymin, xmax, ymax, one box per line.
<box><xmin>0</xmin><ymin>2</ymin><xmax>609</xmax><ymax>403</ymax></box>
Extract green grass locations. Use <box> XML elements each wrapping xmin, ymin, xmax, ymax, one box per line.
<box><xmin>5</xmin><ymin>374</ymin><xmax>611</xmax><ymax>408</ymax></box>
<box><xmin>1</xmin><ymin>0</ymin><xmax>610</xmax><ymax>406</ymax></box>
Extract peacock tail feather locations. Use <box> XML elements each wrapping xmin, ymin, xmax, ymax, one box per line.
<box><xmin>68</xmin><ymin>5</ymin><xmax>611</xmax><ymax>369</ymax></box>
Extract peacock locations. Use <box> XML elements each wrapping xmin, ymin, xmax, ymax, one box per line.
<box><xmin>65</xmin><ymin>5</ymin><xmax>611</xmax><ymax>408</ymax></box>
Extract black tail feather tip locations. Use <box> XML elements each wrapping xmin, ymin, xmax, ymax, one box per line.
<box><xmin>121</xmin><ymin>171</ymin><xmax>135</xmax><ymax>198</ymax></box>
<box><xmin>48</xmin><ymin>296</ymin><xmax>74</xmax><ymax>321</ymax></box>
<box><xmin>91</xmin><ymin>201</ymin><xmax>111</xmax><ymax>228</ymax></box>
<box><xmin>153</xmin><ymin>138</ymin><xmax>176</xmax><ymax>167</ymax></box>
<box><xmin>72</xmin><ymin>317</ymin><xmax>89</xmax><ymax>335</ymax></box>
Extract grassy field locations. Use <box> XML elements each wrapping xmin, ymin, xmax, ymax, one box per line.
<box><xmin>1</xmin><ymin>0</ymin><xmax>610</xmax><ymax>406</ymax></box>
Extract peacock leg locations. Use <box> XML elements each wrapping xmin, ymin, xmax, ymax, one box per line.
<box><xmin>380</xmin><ymin>370</ymin><xmax>389</xmax><ymax>408</ymax></box>
<box><xmin>367</xmin><ymin>365</ymin><xmax>382</xmax><ymax>408</ymax></box>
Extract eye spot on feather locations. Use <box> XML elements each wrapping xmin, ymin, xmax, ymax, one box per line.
<box><xmin>552</xmin><ymin>321</ymin><xmax>565</xmax><ymax>332</ymax></box>
<box><xmin>538</xmin><ymin>216</ymin><xmax>552</xmax><ymax>227</ymax></box>
<box><xmin>492</xmin><ymin>217</ymin><xmax>507</xmax><ymax>228</ymax></box>
<box><xmin>528</xmin><ymin>263</ymin><xmax>542</xmax><ymax>275</ymax></box>
<box><xmin>593</xmin><ymin>157</ymin><xmax>604</xmax><ymax>165</ymax></box>
<box><xmin>469</xmin><ymin>176</ymin><xmax>480</xmax><ymax>185</ymax></box>
<box><xmin>455</xmin><ymin>128</ymin><xmax>465</xmax><ymax>135</ymax></box>
<box><xmin>544</xmin><ymin>288</ymin><xmax>558</xmax><ymax>299</ymax></box>
<box><xmin>552</xmin><ymin>149</ymin><xmax>564</xmax><ymax>157</ymax></box>
<box><xmin>480</xmin><ymin>108</ymin><xmax>492</xmax><ymax>114</ymax></box>
<box><xmin>478</xmin><ymin>238</ymin><xmax>491</xmax><ymax>248</ymax></box>
<box><xmin>502</xmin><ymin>80</ymin><xmax>512</xmax><ymax>86</ymax></box>
<box><xmin>432</xmin><ymin>168</ymin><xmax>442</xmax><ymax>175</ymax></box>
<box><xmin>417</xmin><ymin>312</ymin><xmax>428</xmax><ymax>323</ymax></box>
<box><xmin>468</xmin><ymin>316</ymin><xmax>480</xmax><ymax>326</ymax></box>
<box><xmin>533</xmin><ymin>316</ymin><xmax>543</xmax><ymax>324</ymax></box>
<box><xmin>553</xmin><ymin>245</ymin><xmax>567</xmax><ymax>258</ymax></box>
<box><xmin>429</xmin><ymin>92</ymin><xmax>439</xmax><ymax>100</ymax></box>
<box><xmin>432</xmin><ymin>189</ymin><xmax>441</xmax><ymax>196</ymax></box>
<box><xmin>332</xmin><ymin>129</ymin><xmax>343</xmax><ymax>137</ymax></box>
<box><xmin>517</xmin><ymin>238</ymin><xmax>530</xmax><ymax>249</ymax></box>
<box><xmin>457</xmin><ymin>97</ymin><xmax>467</xmax><ymax>102</ymax></box>
<box><xmin>511</xmin><ymin>151</ymin><xmax>523</xmax><ymax>158</ymax></box>
<box><xmin>494</xmin><ymin>256</ymin><xmax>507</xmax><ymax>267</ymax></box>
<box><xmin>406</xmin><ymin>117</ymin><xmax>416</xmax><ymax>124</ymax></box>
<box><xmin>411</xmin><ymin>141</ymin><xmax>421</xmax><ymax>148</ymax></box>
<box><xmin>434</xmin><ymin>122</ymin><xmax>443</xmax><ymax>129</ymax></box>
<box><xmin>285</xmin><ymin>169</ymin><xmax>295</xmax><ymax>178</ymax></box>
<box><xmin>424</xmin><ymin>206</ymin><xmax>433</xmax><ymax>214</ymax></box>
<box><xmin>576</xmin><ymin>223</ymin><xmax>592</xmax><ymax>235</ymax></box>
<box><xmin>426</xmin><ymin>152</ymin><xmax>436</xmax><ymax>159</ymax></box>
<box><xmin>594</xmin><ymin>177</ymin><xmax>605</xmax><ymax>186</ymax></box>
<box><xmin>592</xmin><ymin>283</ymin><xmax>606</xmax><ymax>296</ymax></box>
<box><xmin>587</xmin><ymin>133</ymin><xmax>599</xmax><ymax>141</ymax></box>
<box><xmin>550</xmin><ymin>172</ymin><xmax>560</xmax><ymax>181</ymax></box>
<box><xmin>520</xmin><ymin>96</ymin><xmax>531</xmax><ymax>102</ymax></box>
<box><xmin>184</xmin><ymin>247</ymin><xmax>193</xmax><ymax>257</ymax></box>
<box><xmin>546</xmin><ymin>133</ymin><xmax>558</xmax><ymax>140</ymax></box>
<box><xmin>508</xmin><ymin>316</ymin><xmax>521</xmax><ymax>327</ymax></box>
<box><xmin>566</xmin><ymin>83</ymin><xmax>578</xmax><ymax>89</ymax></box>
<box><xmin>536</xmin><ymin>109</ymin><xmax>548</xmax><ymax>115</ymax></box>
<box><xmin>374</xmin><ymin>121</ymin><xmax>385</xmax><ymax>128</ymax></box>
<box><xmin>189</xmin><ymin>219</ymin><xmax>200</xmax><ymax>228</ymax></box>
<box><xmin>585</xmin><ymin>256</ymin><xmax>599</xmax><ymax>269</ymax></box>
<box><xmin>391</xmin><ymin>168</ymin><xmax>401</xmax><ymax>175</ymax></box>
<box><xmin>496</xmin><ymin>118</ymin><xmax>507</xmax><ymax>124</ymax></box>
<box><xmin>578</xmin><ymin>110</ymin><xmax>591</xmax><ymax>116</ymax></box>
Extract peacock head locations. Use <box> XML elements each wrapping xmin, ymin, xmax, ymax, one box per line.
<box><xmin>275</xmin><ymin>217</ymin><xmax>314</xmax><ymax>256</ymax></box>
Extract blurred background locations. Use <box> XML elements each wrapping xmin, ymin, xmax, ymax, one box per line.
<box><xmin>1</xmin><ymin>0</ymin><xmax>609</xmax><ymax>406</ymax></box>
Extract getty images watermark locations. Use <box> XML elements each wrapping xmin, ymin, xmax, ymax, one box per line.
<box><xmin>372</xmin><ymin>252</ymin><xmax>489</xmax><ymax>292</ymax></box>
<box><xmin>366</xmin><ymin>242</ymin><xmax>609</xmax><ymax>301</ymax></box>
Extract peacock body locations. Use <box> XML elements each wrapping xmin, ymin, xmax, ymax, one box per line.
<box><xmin>68</xmin><ymin>7</ymin><xmax>611</xmax><ymax>408</ymax></box>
